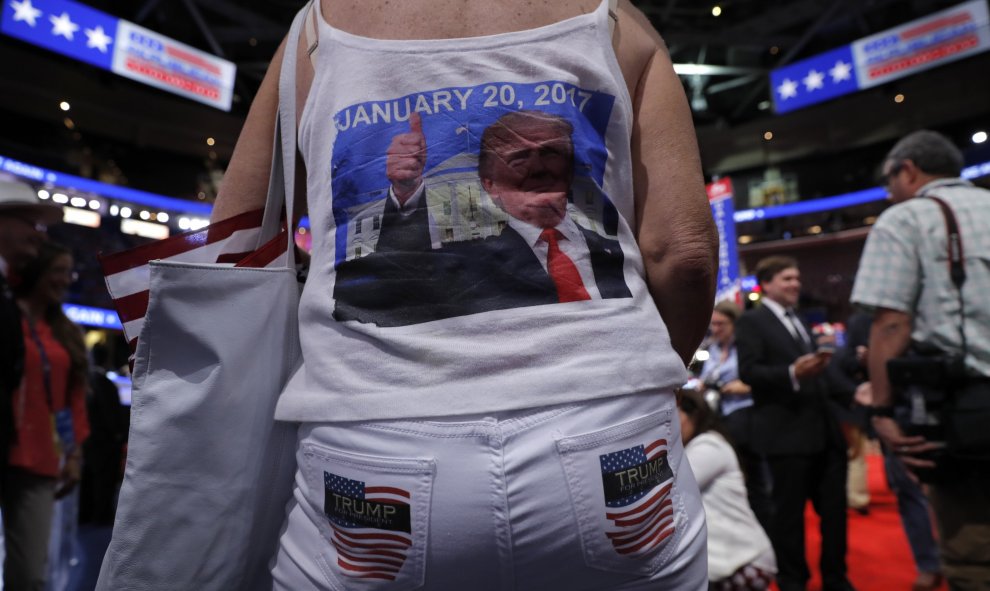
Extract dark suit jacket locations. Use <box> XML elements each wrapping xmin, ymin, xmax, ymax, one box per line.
<box><xmin>333</xmin><ymin>194</ymin><xmax>631</xmax><ymax>326</ymax></box>
<box><xmin>735</xmin><ymin>304</ymin><xmax>845</xmax><ymax>456</ymax></box>
<box><xmin>1</xmin><ymin>271</ymin><xmax>23</xmax><ymax>466</ymax></box>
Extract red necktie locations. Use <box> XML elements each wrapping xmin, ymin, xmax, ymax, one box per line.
<box><xmin>540</xmin><ymin>228</ymin><xmax>591</xmax><ymax>303</ymax></box>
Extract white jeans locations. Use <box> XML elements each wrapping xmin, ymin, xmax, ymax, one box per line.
<box><xmin>271</xmin><ymin>389</ymin><xmax>707</xmax><ymax>590</ymax></box>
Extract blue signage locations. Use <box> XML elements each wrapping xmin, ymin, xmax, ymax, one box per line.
<box><xmin>734</xmin><ymin>186</ymin><xmax>887</xmax><ymax>223</ymax></box>
<box><xmin>2</xmin><ymin>0</ymin><xmax>237</xmax><ymax>110</ymax></box>
<box><xmin>2</xmin><ymin>0</ymin><xmax>117</xmax><ymax>69</ymax></box>
<box><xmin>707</xmin><ymin>178</ymin><xmax>740</xmax><ymax>303</ymax></box>
<box><xmin>770</xmin><ymin>46</ymin><xmax>859</xmax><ymax>114</ymax></box>
<box><xmin>0</xmin><ymin>154</ymin><xmax>213</xmax><ymax>215</ymax></box>
<box><xmin>771</xmin><ymin>0</ymin><xmax>990</xmax><ymax>114</ymax></box>
<box><xmin>63</xmin><ymin>303</ymin><xmax>122</xmax><ymax>329</ymax></box>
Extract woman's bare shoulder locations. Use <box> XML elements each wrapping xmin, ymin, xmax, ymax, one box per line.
<box><xmin>613</xmin><ymin>0</ymin><xmax>669</xmax><ymax>99</ymax></box>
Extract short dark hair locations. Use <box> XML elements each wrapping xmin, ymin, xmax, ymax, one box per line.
<box><xmin>478</xmin><ymin>111</ymin><xmax>574</xmax><ymax>182</ymax></box>
<box><xmin>885</xmin><ymin>130</ymin><xmax>964</xmax><ymax>178</ymax></box>
<box><xmin>754</xmin><ymin>255</ymin><xmax>798</xmax><ymax>287</ymax></box>
<box><xmin>713</xmin><ymin>300</ymin><xmax>741</xmax><ymax>323</ymax></box>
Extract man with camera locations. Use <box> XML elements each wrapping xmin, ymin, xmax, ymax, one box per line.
<box><xmin>852</xmin><ymin>130</ymin><xmax>990</xmax><ymax>590</ymax></box>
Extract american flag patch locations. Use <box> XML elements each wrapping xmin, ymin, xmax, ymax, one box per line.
<box><xmin>324</xmin><ymin>471</ymin><xmax>413</xmax><ymax>581</ymax></box>
<box><xmin>599</xmin><ymin>439</ymin><xmax>675</xmax><ymax>558</ymax></box>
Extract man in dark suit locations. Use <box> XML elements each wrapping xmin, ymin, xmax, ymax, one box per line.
<box><xmin>334</xmin><ymin>110</ymin><xmax>631</xmax><ymax>326</ymax></box>
<box><xmin>0</xmin><ymin>177</ymin><xmax>61</xmax><ymax>495</ymax></box>
<box><xmin>735</xmin><ymin>256</ymin><xmax>853</xmax><ymax>591</ymax></box>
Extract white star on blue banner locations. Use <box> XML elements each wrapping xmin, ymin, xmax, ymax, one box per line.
<box><xmin>2</xmin><ymin>0</ymin><xmax>117</xmax><ymax>70</ymax></box>
<box><xmin>770</xmin><ymin>45</ymin><xmax>860</xmax><ymax>114</ymax></box>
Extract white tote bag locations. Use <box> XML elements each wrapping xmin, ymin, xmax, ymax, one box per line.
<box><xmin>96</xmin><ymin>8</ymin><xmax>310</xmax><ymax>589</ymax></box>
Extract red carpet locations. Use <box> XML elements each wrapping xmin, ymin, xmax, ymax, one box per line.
<box><xmin>795</xmin><ymin>452</ymin><xmax>946</xmax><ymax>591</ymax></box>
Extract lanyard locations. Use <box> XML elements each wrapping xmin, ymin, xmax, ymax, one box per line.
<box><xmin>24</xmin><ymin>315</ymin><xmax>56</xmax><ymax>412</ymax></box>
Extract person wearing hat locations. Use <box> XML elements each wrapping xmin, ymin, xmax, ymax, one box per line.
<box><xmin>0</xmin><ymin>176</ymin><xmax>61</xmax><ymax>494</ymax></box>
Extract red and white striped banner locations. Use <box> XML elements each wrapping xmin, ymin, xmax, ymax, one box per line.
<box><xmin>100</xmin><ymin>208</ymin><xmax>288</xmax><ymax>353</ymax></box>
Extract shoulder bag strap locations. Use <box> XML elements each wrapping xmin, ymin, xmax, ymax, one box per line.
<box><xmin>304</xmin><ymin>0</ymin><xmax>320</xmax><ymax>64</ymax></box>
<box><xmin>608</xmin><ymin>0</ymin><xmax>618</xmax><ymax>38</ymax></box>
<box><xmin>927</xmin><ymin>194</ymin><xmax>968</xmax><ymax>361</ymax></box>
<box><xmin>257</xmin><ymin>3</ymin><xmax>311</xmax><ymax>271</ymax></box>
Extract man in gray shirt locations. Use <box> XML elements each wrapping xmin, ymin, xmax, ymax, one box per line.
<box><xmin>851</xmin><ymin>130</ymin><xmax>990</xmax><ymax>590</ymax></box>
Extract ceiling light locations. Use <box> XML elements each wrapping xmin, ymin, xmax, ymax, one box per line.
<box><xmin>206</xmin><ymin>137</ymin><xmax>215</xmax><ymax>146</ymax></box>
<box><xmin>64</xmin><ymin>118</ymin><xmax>75</xmax><ymax>129</ymax></box>
<box><xmin>712</xmin><ymin>5</ymin><xmax>722</xmax><ymax>16</ymax></box>
<box><xmin>770</xmin><ymin>46</ymin><xmax>780</xmax><ymax>55</ymax></box>
<box><xmin>748</xmin><ymin>292</ymin><xmax>761</xmax><ymax>302</ymax></box>
<box><xmin>757</xmin><ymin>100</ymin><xmax>771</xmax><ymax>110</ymax></box>
<box><xmin>763</xmin><ymin>131</ymin><xmax>773</xmax><ymax>141</ymax></box>
<box><xmin>38</xmin><ymin>189</ymin><xmax>50</xmax><ymax>200</ymax></box>
<box><xmin>894</xmin><ymin>93</ymin><xmax>905</xmax><ymax>103</ymax></box>
<box><xmin>738</xmin><ymin>235</ymin><xmax>753</xmax><ymax>245</ymax></box>
<box><xmin>109</xmin><ymin>205</ymin><xmax>119</xmax><ymax>216</ymax></box>
<box><xmin>59</xmin><ymin>101</ymin><xmax>70</xmax><ymax>111</ymax></box>
<box><xmin>863</xmin><ymin>216</ymin><xmax>878</xmax><ymax>225</ymax></box>
<box><xmin>157</xmin><ymin>212</ymin><xmax>170</xmax><ymax>223</ymax></box>
<box><xmin>70</xmin><ymin>197</ymin><xmax>86</xmax><ymax>208</ymax></box>
<box><xmin>973</xmin><ymin>131</ymin><xmax>988</xmax><ymax>144</ymax></box>
<box><xmin>88</xmin><ymin>199</ymin><xmax>100</xmax><ymax>210</ymax></box>
<box><xmin>119</xmin><ymin>207</ymin><xmax>132</xmax><ymax>218</ymax></box>
<box><xmin>178</xmin><ymin>217</ymin><xmax>191</xmax><ymax>230</ymax></box>
<box><xmin>53</xmin><ymin>193</ymin><xmax>69</xmax><ymax>204</ymax></box>
<box><xmin>808</xmin><ymin>225</ymin><xmax>823</xmax><ymax>234</ymax></box>
<box><xmin>139</xmin><ymin>210</ymin><xmax>151</xmax><ymax>220</ymax></box>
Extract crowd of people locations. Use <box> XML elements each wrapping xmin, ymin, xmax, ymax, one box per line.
<box><xmin>681</xmin><ymin>130</ymin><xmax>989</xmax><ymax>591</ymax></box>
<box><xmin>1</xmin><ymin>177</ymin><xmax>129</xmax><ymax>590</ymax></box>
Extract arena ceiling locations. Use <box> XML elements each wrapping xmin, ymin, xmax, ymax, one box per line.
<box><xmin>2</xmin><ymin>0</ymin><xmax>988</xmax><ymax>194</ymax></box>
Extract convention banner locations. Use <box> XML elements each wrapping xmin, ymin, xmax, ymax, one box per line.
<box><xmin>853</xmin><ymin>0</ymin><xmax>990</xmax><ymax>89</ymax></box>
<box><xmin>112</xmin><ymin>21</ymin><xmax>235</xmax><ymax>111</ymax></box>
<box><xmin>1</xmin><ymin>0</ymin><xmax>235</xmax><ymax>110</ymax></box>
<box><xmin>771</xmin><ymin>0</ymin><xmax>990</xmax><ymax>113</ymax></box>
<box><xmin>707</xmin><ymin>178</ymin><xmax>740</xmax><ymax>304</ymax></box>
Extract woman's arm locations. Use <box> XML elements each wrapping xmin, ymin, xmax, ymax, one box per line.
<box><xmin>210</xmin><ymin>39</ymin><xmax>285</xmax><ymax>223</ymax></box>
<box><xmin>616</xmin><ymin>3</ymin><xmax>719</xmax><ymax>365</ymax></box>
<box><xmin>211</xmin><ymin>14</ymin><xmax>316</xmax><ymax>224</ymax></box>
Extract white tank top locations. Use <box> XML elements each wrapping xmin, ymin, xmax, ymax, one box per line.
<box><xmin>275</xmin><ymin>0</ymin><xmax>688</xmax><ymax>421</ymax></box>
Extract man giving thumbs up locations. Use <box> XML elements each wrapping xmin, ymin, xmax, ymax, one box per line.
<box><xmin>386</xmin><ymin>112</ymin><xmax>427</xmax><ymax>206</ymax></box>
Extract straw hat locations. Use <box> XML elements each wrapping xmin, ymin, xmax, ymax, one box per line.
<box><xmin>0</xmin><ymin>176</ymin><xmax>63</xmax><ymax>225</ymax></box>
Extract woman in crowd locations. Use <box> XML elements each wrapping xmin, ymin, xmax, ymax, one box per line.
<box><xmin>699</xmin><ymin>301</ymin><xmax>752</xmax><ymax>415</ymax></box>
<box><xmin>679</xmin><ymin>387</ymin><xmax>776</xmax><ymax>591</ymax></box>
<box><xmin>697</xmin><ymin>300</ymin><xmax>772</xmax><ymax>528</ymax></box>
<box><xmin>3</xmin><ymin>241</ymin><xmax>89</xmax><ymax>590</ymax></box>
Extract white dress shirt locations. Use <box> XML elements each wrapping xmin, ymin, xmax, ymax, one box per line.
<box><xmin>760</xmin><ymin>297</ymin><xmax>811</xmax><ymax>391</ymax></box>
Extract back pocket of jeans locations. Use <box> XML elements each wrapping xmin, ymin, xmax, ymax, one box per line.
<box><xmin>300</xmin><ymin>442</ymin><xmax>435</xmax><ymax>591</ymax></box>
<box><xmin>555</xmin><ymin>408</ymin><xmax>684</xmax><ymax>577</ymax></box>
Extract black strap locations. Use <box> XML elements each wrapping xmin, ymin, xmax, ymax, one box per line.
<box><xmin>926</xmin><ymin>195</ymin><xmax>968</xmax><ymax>365</ymax></box>
<box><xmin>927</xmin><ymin>195</ymin><xmax>966</xmax><ymax>288</ymax></box>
